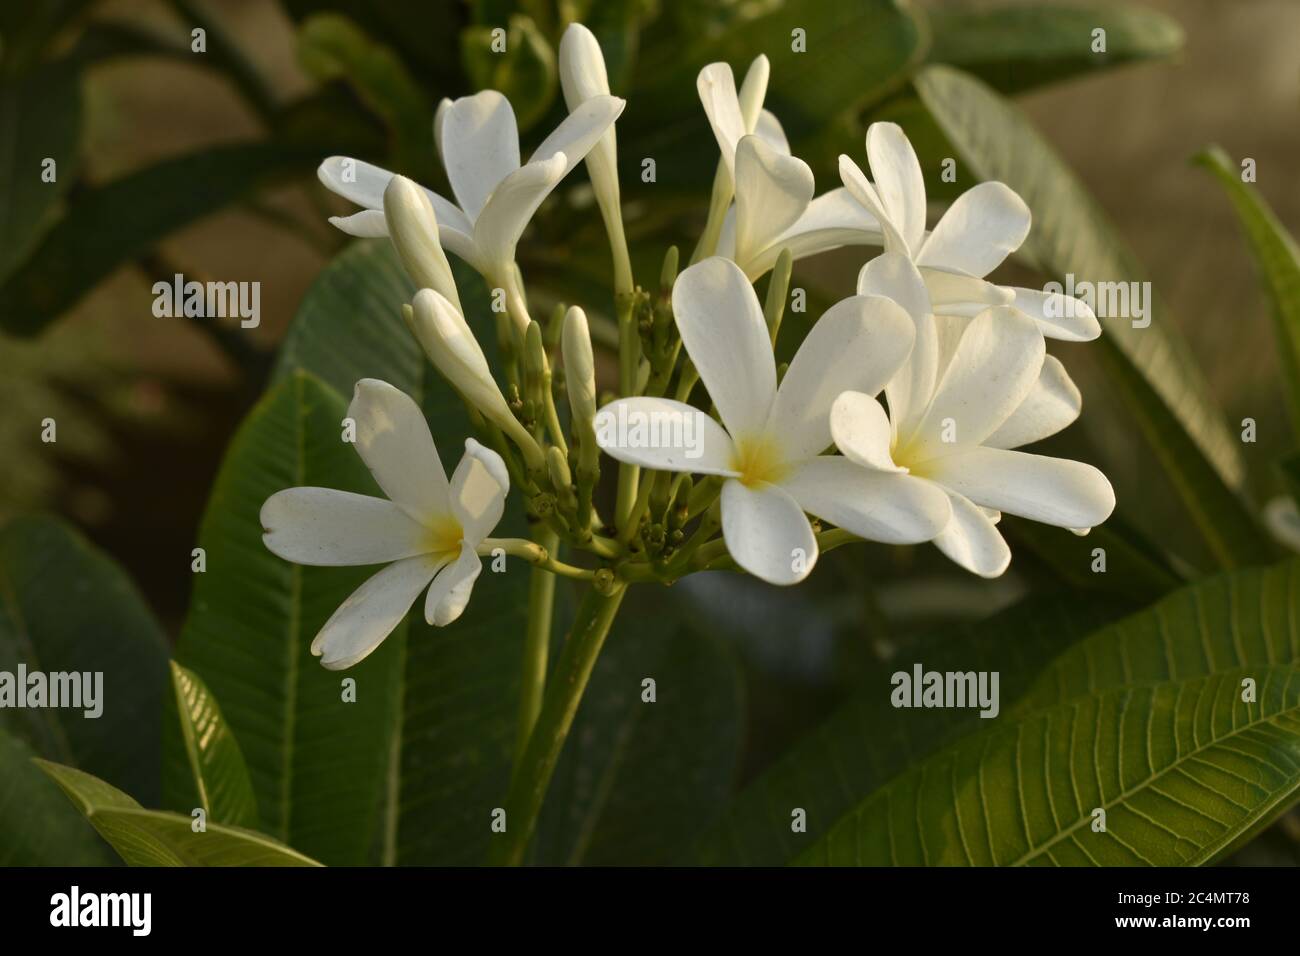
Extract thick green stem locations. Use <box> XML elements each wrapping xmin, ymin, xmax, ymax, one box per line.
<box><xmin>614</xmin><ymin>292</ymin><xmax>640</xmax><ymax>534</ymax></box>
<box><xmin>514</xmin><ymin>525</ymin><xmax>560</xmax><ymax>765</ymax></box>
<box><xmin>492</xmin><ymin>582</ymin><xmax>628</xmax><ymax>865</ymax></box>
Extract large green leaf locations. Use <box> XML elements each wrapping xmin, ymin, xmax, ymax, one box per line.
<box><xmin>0</xmin><ymin>515</ymin><xmax>168</xmax><ymax>803</ymax></box>
<box><xmin>0</xmin><ymin>728</ymin><xmax>114</xmax><ymax>865</ymax></box>
<box><xmin>273</xmin><ymin>240</ymin><xmax>531</xmax><ymax>865</ymax></box>
<box><xmin>1018</xmin><ymin>559</ymin><xmax>1300</xmax><ymax>714</ymax></box>
<box><xmin>535</xmin><ymin>590</ymin><xmax>744</xmax><ymax>865</ymax></box>
<box><xmin>1196</xmin><ymin>146</ymin><xmax>1300</xmax><ymax>438</ymax></box>
<box><xmin>0</xmin><ymin>62</ymin><xmax>82</xmax><ymax>284</ymax></box>
<box><xmin>165</xmin><ymin>371</ymin><xmax>405</xmax><ymax>866</ymax></box>
<box><xmin>0</xmin><ymin>141</ymin><xmax>320</xmax><ymax>335</ymax></box>
<box><xmin>914</xmin><ymin>65</ymin><xmax>1272</xmax><ymax>569</ymax></box>
<box><xmin>163</xmin><ymin>661</ymin><xmax>259</xmax><ymax>830</ymax></box>
<box><xmin>797</xmin><ymin>666</ymin><xmax>1300</xmax><ymax>866</ymax></box>
<box><xmin>924</xmin><ymin>2</ymin><xmax>1182</xmax><ymax>95</ymax></box>
<box><xmin>37</xmin><ymin>760</ymin><xmax>322</xmax><ymax>866</ymax></box>
<box><xmin>621</xmin><ymin>0</ymin><xmax>924</xmax><ymax>191</ymax></box>
<box><xmin>692</xmin><ymin>594</ymin><xmax>1126</xmax><ymax>865</ymax></box>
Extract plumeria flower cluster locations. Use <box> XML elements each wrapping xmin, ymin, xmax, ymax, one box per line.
<box><xmin>261</xmin><ymin>22</ymin><xmax>1115</xmax><ymax>673</ymax></box>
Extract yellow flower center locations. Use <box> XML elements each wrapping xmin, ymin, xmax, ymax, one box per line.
<box><xmin>423</xmin><ymin>514</ymin><xmax>465</xmax><ymax>557</ymax></box>
<box><xmin>730</xmin><ymin>434</ymin><xmax>789</xmax><ymax>488</ymax></box>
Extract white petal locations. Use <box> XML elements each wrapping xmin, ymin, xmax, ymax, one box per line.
<box><xmin>985</xmin><ymin>355</ymin><xmax>1081</xmax><ymax>449</ymax></box>
<box><xmin>697</xmin><ymin>63</ymin><xmax>747</xmax><ymax>176</ymax></box>
<box><xmin>740</xmin><ymin>187</ymin><xmax>884</xmax><ymax>278</ymax></box>
<box><xmin>593</xmin><ymin>397</ymin><xmax>738</xmax><ymax>476</ymax></box>
<box><xmin>932</xmin><ymin>491</ymin><xmax>1011</xmax><ymax>578</ymax></box>
<box><xmin>720</xmin><ymin>479</ymin><xmax>817</xmax><ymax>585</ymax></box>
<box><xmin>921</xmin><ymin>267</ymin><xmax>1016</xmax><ymax>311</ymax></box>
<box><xmin>839</xmin><ymin>154</ymin><xmax>909</xmax><ymax>255</ymax></box>
<box><xmin>349</xmin><ymin>378</ymin><xmax>450</xmax><ymax>522</ymax></box>
<box><xmin>317</xmin><ymin>157</ymin><xmax>475</xmax><ymax>259</ymax></box>
<box><xmin>916</xmin><ymin>182</ymin><xmax>1030</xmax><ymax>278</ymax></box>
<box><xmin>1009</xmin><ymin>286</ymin><xmax>1102</xmax><ymax>342</ymax></box>
<box><xmin>424</xmin><ymin>542</ymin><xmax>482</xmax><ymax>627</ymax></box>
<box><xmin>448</xmin><ymin>439</ymin><xmax>509</xmax><ymax>545</ymax></box>
<box><xmin>904</xmin><ymin>307</ymin><xmax>1044</xmax><ymax>458</ymax></box>
<box><xmin>311</xmin><ymin>554</ymin><xmax>446</xmax><ymax>669</ymax></box>
<box><xmin>828</xmin><ymin>392</ymin><xmax>904</xmax><ymax>473</ymax></box>
<box><xmin>672</xmin><ymin>257</ymin><xmax>776</xmax><ymax>440</ymax></box>
<box><xmin>329</xmin><ymin>210</ymin><xmax>390</xmax><ymax>238</ymax></box>
<box><xmin>472</xmin><ymin>154</ymin><xmax>568</xmax><ymax>275</ymax></box>
<box><xmin>865</xmin><ymin>122</ymin><xmax>926</xmax><ymax>254</ymax></box>
<box><xmin>436</xmin><ymin>90</ymin><xmax>521</xmax><ymax>221</ymax></box>
<box><xmin>858</xmin><ymin>253</ymin><xmax>937</xmax><ymax>437</ymax></box>
<box><xmin>925</xmin><ymin>446</ymin><xmax>1115</xmax><ymax>528</ymax></box>
<box><xmin>737</xmin><ymin>54</ymin><xmax>770</xmax><ymax>130</ymax></box>
<box><xmin>733</xmin><ymin>135</ymin><xmax>814</xmax><ymax>271</ymax></box>
<box><xmin>780</xmin><ymin>456</ymin><xmax>952</xmax><ymax>544</ymax></box>
<box><xmin>767</xmin><ymin>295</ymin><xmax>914</xmax><ymax>462</ymax></box>
<box><xmin>754</xmin><ymin>109</ymin><xmax>789</xmax><ymax>153</ymax></box>
<box><xmin>529</xmin><ymin>94</ymin><xmax>625</xmax><ymax>178</ymax></box>
<box><xmin>261</xmin><ymin>488</ymin><xmax>430</xmax><ymax>566</ymax></box>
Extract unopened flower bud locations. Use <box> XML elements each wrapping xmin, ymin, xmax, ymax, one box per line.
<box><xmin>383</xmin><ymin>176</ymin><xmax>461</xmax><ymax>312</ymax></box>
<box><xmin>408</xmin><ymin>289</ymin><xmax>542</xmax><ymax>470</ymax></box>
<box><xmin>559</xmin><ymin>24</ymin><xmax>621</xmax><ymax>219</ymax></box>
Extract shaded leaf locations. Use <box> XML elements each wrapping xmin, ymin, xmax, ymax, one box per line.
<box><xmin>692</xmin><ymin>594</ymin><xmax>1126</xmax><ymax>865</ymax></box>
<box><xmin>37</xmin><ymin>759</ymin><xmax>322</xmax><ymax>866</ymax></box>
<box><xmin>797</xmin><ymin>667</ymin><xmax>1300</xmax><ymax>866</ymax></box>
<box><xmin>0</xmin><ymin>515</ymin><xmax>168</xmax><ymax>803</ymax></box>
<box><xmin>0</xmin><ymin>727</ymin><xmax>114</xmax><ymax>865</ymax></box>
<box><xmin>536</xmin><ymin>590</ymin><xmax>743</xmax><ymax>865</ymax></box>
<box><xmin>924</xmin><ymin>2</ymin><xmax>1182</xmax><ymax>95</ymax></box>
<box><xmin>1196</xmin><ymin>146</ymin><xmax>1300</xmax><ymax>438</ymax></box>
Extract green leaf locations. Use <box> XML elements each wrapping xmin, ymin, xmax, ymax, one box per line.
<box><xmin>0</xmin><ymin>727</ymin><xmax>114</xmax><ymax>865</ymax></box>
<box><xmin>1196</xmin><ymin>146</ymin><xmax>1300</xmax><ymax>437</ymax></box>
<box><xmin>1003</xmin><ymin>514</ymin><xmax>1185</xmax><ymax>604</ymax></box>
<box><xmin>37</xmin><ymin>760</ymin><xmax>322</xmax><ymax>866</ymax></box>
<box><xmin>298</xmin><ymin>13</ymin><xmax>434</xmax><ymax>179</ymax></box>
<box><xmin>0</xmin><ymin>140</ymin><xmax>321</xmax><ymax>335</ymax></box>
<box><xmin>274</xmin><ymin>239</ymin><xmax>531</xmax><ymax>865</ymax></box>
<box><xmin>924</xmin><ymin>2</ymin><xmax>1182</xmax><ymax>95</ymax></box>
<box><xmin>797</xmin><ymin>666</ymin><xmax>1300</xmax><ymax>866</ymax></box>
<box><xmin>914</xmin><ymin>65</ymin><xmax>1272</xmax><ymax>570</ymax></box>
<box><xmin>460</xmin><ymin>15</ymin><xmax>557</xmax><ymax>133</ymax></box>
<box><xmin>165</xmin><ymin>371</ymin><xmax>406</xmax><ymax>866</ymax></box>
<box><xmin>164</xmin><ymin>661</ymin><xmax>259</xmax><ymax>830</ymax></box>
<box><xmin>1018</xmin><ymin>559</ymin><xmax>1300</xmax><ymax>714</ymax></box>
<box><xmin>0</xmin><ymin>62</ymin><xmax>82</xmax><ymax>284</ymax></box>
<box><xmin>0</xmin><ymin>515</ymin><xmax>168</xmax><ymax>803</ymax></box>
<box><xmin>692</xmin><ymin>594</ymin><xmax>1127</xmax><ymax>865</ymax></box>
<box><xmin>535</xmin><ymin>591</ymin><xmax>744</xmax><ymax>865</ymax></box>
<box><xmin>622</xmin><ymin>0</ymin><xmax>924</xmax><ymax>191</ymax></box>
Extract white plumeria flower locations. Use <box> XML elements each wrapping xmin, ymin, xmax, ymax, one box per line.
<box><xmin>318</xmin><ymin>89</ymin><xmax>624</xmax><ymax>289</ymax></box>
<box><xmin>698</xmin><ymin>60</ymin><xmax>884</xmax><ymax>279</ymax></box>
<box><xmin>832</xmin><ymin>255</ymin><xmax>1115</xmax><ymax>577</ymax></box>
<box><xmin>260</xmin><ymin>379</ymin><xmax>509</xmax><ymax>669</ymax></box>
<box><xmin>594</xmin><ymin>256</ymin><xmax>952</xmax><ymax>586</ymax></box>
<box><xmin>1263</xmin><ymin>496</ymin><xmax>1300</xmax><ymax>553</ymax></box>
<box><xmin>839</xmin><ymin>122</ymin><xmax>1102</xmax><ymax>343</ymax></box>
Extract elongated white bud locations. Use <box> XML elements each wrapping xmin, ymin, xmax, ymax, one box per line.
<box><xmin>562</xmin><ymin>305</ymin><xmax>597</xmax><ymax>431</ymax></box>
<box><xmin>384</xmin><ymin>176</ymin><xmax>462</xmax><ymax>312</ymax></box>
<box><xmin>407</xmin><ymin>289</ymin><xmax>541</xmax><ymax>470</ymax></box>
<box><xmin>559</xmin><ymin>24</ymin><xmax>621</xmax><ymax>222</ymax></box>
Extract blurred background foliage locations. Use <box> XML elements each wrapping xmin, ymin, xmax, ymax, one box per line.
<box><xmin>3</xmin><ymin>0</ymin><xmax>1300</xmax><ymax>866</ymax></box>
